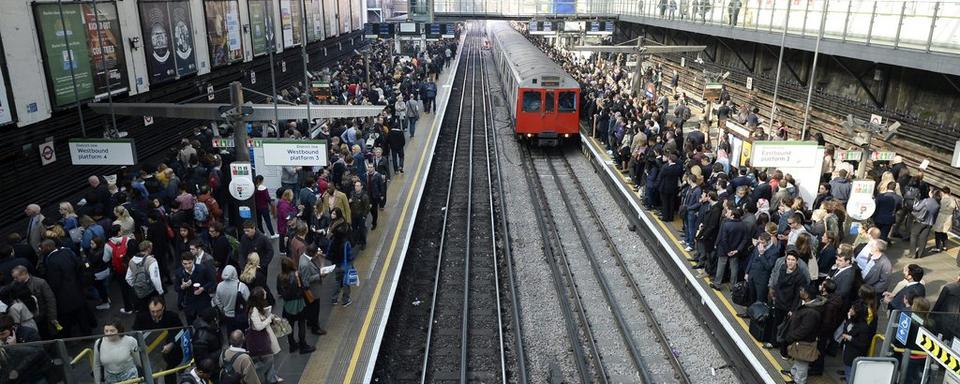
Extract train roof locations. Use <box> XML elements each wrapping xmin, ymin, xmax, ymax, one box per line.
<box><xmin>487</xmin><ymin>21</ymin><xmax>579</xmax><ymax>88</ymax></box>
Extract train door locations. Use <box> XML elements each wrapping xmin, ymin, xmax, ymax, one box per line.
<box><xmin>519</xmin><ymin>89</ymin><xmax>543</xmax><ymax>135</ymax></box>
<box><xmin>543</xmin><ymin>90</ymin><xmax>556</xmax><ymax>133</ymax></box>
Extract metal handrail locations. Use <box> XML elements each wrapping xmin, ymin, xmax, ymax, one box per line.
<box><xmin>433</xmin><ymin>0</ymin><xmax>960</xmax><ymax>56</ymax></box>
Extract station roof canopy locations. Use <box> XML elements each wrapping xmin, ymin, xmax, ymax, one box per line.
<box><xmin>572</xmin><ymin>45</ymin><xmax>707</xmax><ymax>54</ymax></box>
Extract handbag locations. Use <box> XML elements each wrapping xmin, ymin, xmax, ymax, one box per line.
<box><xmin>787</xmin><ymin>339</ymin><xmax>820</xmax><ymax>362</ymax></box>
<box><xmin>297</xmin><ymin>272</ymin><xmax>315</xmax><ymax>304</ymax></box>
<box><xmin>731</xmin><ymin>281</ymin><xmax>753</xmax><ymax>307</ymax></box>
<box><xmin>344</xmin><ymin>259</ymin><xmax>359</xmax><ymax>287</ymax></box>
<box><xmin>245</xmin><ymin>327</ymin><xmax>272</xmax><ymax>356</ymax></box>
<box><xmin>271</xmin><ymin>317</ymin><xmax>293</xmax><ymax>339</ymax></box>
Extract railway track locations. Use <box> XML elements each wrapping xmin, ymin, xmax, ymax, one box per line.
<box><xmin>420</xmin><ymin>27</ymin><xmax>516</xmax><ymax>383</ymax></box>
<box><xmin>520</xmin><ymin>147</ymin><xmax>692</xmax><ymax>383</ymax></box>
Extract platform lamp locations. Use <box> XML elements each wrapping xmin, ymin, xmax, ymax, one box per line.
<box><xmin>841</xmin><ymin>114</ymin><xmax>901</xmax><ymax>179</ymax></box>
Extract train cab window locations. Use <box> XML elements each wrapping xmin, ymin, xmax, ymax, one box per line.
<box><xmin>545</xmin><ymin>92</ymin><xmax>555</xmax><ymax>112</ymax></box>
<box><xmin>522</xmin><ymin>91</ymin><xmax>542</xmax><ymax>112</ymax></box>
<box><xmin>558</xmin><ymin>92</ymin><xmax>576</xmax><ymax>112</ymax></box>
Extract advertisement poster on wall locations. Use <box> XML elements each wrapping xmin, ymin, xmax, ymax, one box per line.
<box><xmin>139</xmin><ymin>0</ymin><xmax>197</xmax><ymax>84</ymax></box>
<box><xmin>305</xmin><ymin>0</ymin><xmax>323</xmax><ymax>42</ymax></box>
<box><xmin>204</xmin><ymin>0</ymin><xmax>243</xmax><ymax>67</ymax></box>
<box><xmin>351</xmin><ymin>0</ymin><xmax>361</xmax><ymax>31</ymax></box>
<box><xmin>280</xmin><ymin>0</ymin><xmax>293</xmax><ymax>47</ymax></box>
<box><xmin>35</xmin><ymin>2</ymin><xmax>128</xmax><ymax>107</ymax></box>
<box><xmin>0</xmin><ymin>65</ymin><xmax>11</xmax><ymax>125</ymax></box>
<box><xmin>280</xmin><ymin>0</ymin><xmax>304</xmax><ymax>48</ymax></box>
<box><xmin>324</xmin><ymin>0</ymin><xmax>337</xmax><ymax>38</ymax></box>
<box><xmin>338</xmin><ymin>0</ymin><xmax>351</xmax><ymax>34</ymax></box>
<box><xmin>248</xmin><ymin>0</ymin><xmax>275</xmax><ymax>56</ymax></box>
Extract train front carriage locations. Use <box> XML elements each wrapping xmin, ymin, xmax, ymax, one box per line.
<box><xmin>486</xmin><ymin>21</ymin><xmax>581</xmax><ymax>146</ymax></box>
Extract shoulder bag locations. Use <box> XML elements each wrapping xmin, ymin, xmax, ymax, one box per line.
<box><xmin>787</xmin><ymin>339</ymin><xmax>820</xmax><ymax>362</ymax></box>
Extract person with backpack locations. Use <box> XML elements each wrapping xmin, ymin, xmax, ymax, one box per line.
<box><xmin>908</xmin><ymin>188</ymin><xmax>940</xmax><ymax>259</ymax></box>
<box><xmin>177</xmin><ymin>358</ymin><xmax>217</xmax><ymax>384</ymax></box>
<box><xmin>104</xmin><ymin>225</ymin><xmax>137</xmax><ymax>314</ymax></box>
<box><xmin>124</xmin><ymin>240</ymin><xmax>163</xmax><ymax>312</ymax></box>
<box><xmin>214</xmin><ymin>265</ymin><xmax>250</xmax><ymax>334</ymax></box>
<box><xmin>196</xmin><ymin>185</ymin><xmax>222</xmax><ymax>238</ymax></box>
<box><xmin>221</xmin><ymin>330</ymin><xmax>261</xmax><ymax>384</ymax></box>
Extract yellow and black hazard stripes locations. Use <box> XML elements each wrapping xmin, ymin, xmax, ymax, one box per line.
<box><xmin>916</xmin><ymin>326</ymin><xmax>960</xmax><ymax>376</ymax></box>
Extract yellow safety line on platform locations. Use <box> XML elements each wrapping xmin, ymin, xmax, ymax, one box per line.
<box><xmin>341</xmin><ymin>52</ymin><xmax>458</xmax><ymax>384</ymax></box>
<box><xmin>584</xmin><ymin>135</ymin><xmax>790</xmax><ymax>381</ymax></box>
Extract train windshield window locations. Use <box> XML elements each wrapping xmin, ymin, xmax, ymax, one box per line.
<box><xmin>545</xmin><ymin>92</ymin><xmax>555</xmax><ymax>112</ymax></box>
<box><xmin>558</xmin><ymin>92</ymin><xmax>576</xmax><ymax>112</ymax></box>
<box><xmin>522</xmin><ymin>91</ymin><xmax>542</xmax><ymax>112</ymax></box>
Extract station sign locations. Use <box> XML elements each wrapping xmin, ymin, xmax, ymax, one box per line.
<box><xmin>586</xmin><ymin>20</ymin><xmax>615</xmax><ymax>35</ymax></box>
<box><xmin>228</xmin><ymin>161</ymin><xmax>254</xmax><ymax>200</ymax></box>
<box><xmin>835</xmin><ymin>149</ymin><xmax>863</xmax><ymax>162</ymax></box>
<box><xmin>442</xmin><ymin>23</ymin><xmax>456</xmax><ymax>39</ymax></box>
<box><xmin>871</xmin><ymin>151</ymin><xmax>896</xmax><ymax>161</ymax></box>
<box><xmin>68</xmin><ymin>139</ymin><xmax>137</xmax><ymax>166</ymax></box>
<box><xmin>363</xmin><ymin>23</ymin><xmax>395</xmax><ymax>39</ymax></box>
<box><xmin>398</xmin><ymin>22</ymin><xmax>420</xmax><ymax>35</ymax></box>
<box><xmin>261</xmin><ymin>139</ymin><xmax>327</xmax><ymax>166</ymax></box>
<box><xmin>212</xmin><ymin>137</ymin><xmax>236</xmax><ymax>148</ymax></box>
<box><xmin>751</xmin><ymin>141</ymin><xmax>821</xmax><ymax>169</ymax></box>
<box><xmin>529</xmin><ymin>20</ymin><xmax>555</xmax><ymax>35</ymax></box>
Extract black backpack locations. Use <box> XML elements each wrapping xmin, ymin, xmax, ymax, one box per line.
<box><xmin>219</xmin><ymin>350</ymin><xmax>248</xmax><ymax>384</ymax></box>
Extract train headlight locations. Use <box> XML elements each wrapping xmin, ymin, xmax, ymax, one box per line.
<box><xmin>563</xmin><ymin>134</ymin><xmax>570</xmax><ymax>138</ymax></box>
<box><xmin>527</xmin><ymin>133</ymin><xmax>533</xmax><ymax>138</ymax></box>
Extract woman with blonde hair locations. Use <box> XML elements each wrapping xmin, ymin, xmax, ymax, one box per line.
<box><xmin>112</xmin><ymin>206</ymin><xmax>135</xmax><ymax>236</ymax></box>
<box><xmin>59</xmin><ymin>202</ymin><xmax>80</xmax><ymax>239</ymax></box>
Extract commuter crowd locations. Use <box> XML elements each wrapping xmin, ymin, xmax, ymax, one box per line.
<box><xmin>0</xmin><ymin>35</ymin><xmax>459</xmax><ymax>384</ymax></box>
<box><xmin>527</xmin><ymin>31</ymin><xmax>960</xmax><ymax>384</ymax></box>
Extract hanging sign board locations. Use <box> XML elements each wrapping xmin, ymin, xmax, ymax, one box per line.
<box><xmin>261</xmin><ymin>139</ymin><xmax>327</xmax><ymax>166</ymax></box>
<box><xmin>228</xmin><ymin>161</ymin><xmax>254</xmax><ymax>200</ymax></box>
<box><xmin>68</xmin><ymin>139</ymin><xmax>137</xmax><ymax>165</ymax></box>
<box><xmin>871</xmin><ymin>151</ymin><xmax>896</xmax><ymax>161</ymax></box>
<box><xmin>835</xmin><ymin>149</ymin><xmax>863</xmax><ymax>162</ymax></box>
<box><xmin>703</xmin><ymin>82</ymin><xmax>722</xmax><ymax>102</ymax></box>
<box><xmin>751</xmin><ymin>141</ymin><xmax>822</xmax><ymax>168</ymax></box>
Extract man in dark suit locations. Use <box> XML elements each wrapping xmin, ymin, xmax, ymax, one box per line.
<box><xmin>363</xmin><ymin>163</ymin><xmax>387</xmax><ymax>230</ymax></box>
<box><xmin>38</xmin><ymin>240</ymin><xmax>92</xmax><ymax>337</ymax></box>
<box><xmin>873</xmin><ymin>181</ymin><xmax>902</xmax><ymax>241</ymax></box>
<box><xmin>711</xmin><ymin>208</ymin><xmax>751</xmax><ymax>291</ymax></box>
<box><xmin>885</xmin><ymin>264</ymin><xmax>926</xmax><ymax>311</ymax></box>
<box><xmin>174</xmin><ymin>251</ymin><xmax>216</xmax><ymax>324</ymax></box>
<box><xmin>694</xmin><ymin>191</ymin><xmax>723</xmax><ymax>272</ymax></box>
<box><xmin>828</xmin><ymin>252</ymin><xmax>857</xmax><ymax>306</ymax></box>
<box><xmin>657</xmin><ymin>154</ymin><xmax>684</xmax><ymax>222</ymax></box>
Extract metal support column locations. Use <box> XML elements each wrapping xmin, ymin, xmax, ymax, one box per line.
<box><xmin>800</xmin><ymin>0</ymin><xmax>829</xmax><ymax>141</ymax></box>
<box><xmin>769</xmin><ymin>0</ymin><xmax>792</xmax><ymax>127</ymax></box>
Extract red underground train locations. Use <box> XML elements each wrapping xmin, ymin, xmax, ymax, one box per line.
<box><xmin>486</xmin><ymin>21</ymin><xmax>581</xmax><ymax>145</ymax></box>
